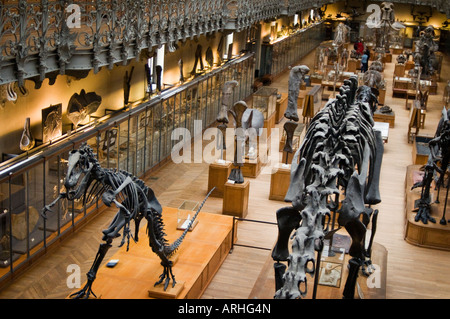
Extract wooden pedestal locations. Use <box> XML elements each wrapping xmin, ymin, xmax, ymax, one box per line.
<box><xmin>269</xmin><ymin>164</ymin><xmax>291</xmax><ymax>201</ymax></box>
<box><xmin>264</xmin><ymin>111</ymin><xmax>276</xmax><ymax>138</ymax></box>
<box><xmin>208</xmin><ymin>161</ymin><xmax>232</xmax><ymax>197</ymax></box>
<box><xmin>148</xmin><ymin>281</ymin><xmax>185</xmax><ymax>299</ymax></box>
<box><xmin>373</xmin><ymin>110</ymin><xmax>395</xmax><ymax>128</ymax></box>
<box><xmin>404</xmin><ymin>165</ymin><xmax>450</xmax><ymax>251</ymax></box>
<box><xmin>223</xmin><ymin>180</ymin><xmax>250</xmax><ymax>218</ymax></box>
<box><xmin>347</xmin><ymin>59</ymin><xmax>359</xmax><ymax>73</ymax></box>
<box><xmin>69</xmin><ymin>208</ymin><xmax>234</xmax><ymax>299</ymax></box>
<box><xmin>241</xmin><ymin>156</ymin><xmax>262</xmax><ymax>178</ymax></box>
<box><xmin>394</xmin><ymin>64</ymin><xmax>405</xmax><ymax>77</ymax></box>
<box><xmin>275</xmin><ymin>93</ymin><xmax>288</xmax><ymax>124</ymax></box>
<box><xmin>282</xmin><ymin>149</ymin><xmax>296</xmax><ymax>165</ymax></box>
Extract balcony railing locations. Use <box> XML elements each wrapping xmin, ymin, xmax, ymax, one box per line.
<box><xmin>0</xmin><ymin>0</ymin><xmax>338</xmax><ymax>87</ymax></box>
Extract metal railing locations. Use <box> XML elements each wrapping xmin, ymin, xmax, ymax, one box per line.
<box><xmin>0</xmin><ymin>52</ymin><xmax>255</xmax><ymax>286</ymax></box>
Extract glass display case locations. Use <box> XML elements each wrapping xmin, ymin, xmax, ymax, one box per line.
<box><xmin>252</xmin><ymin>87</ymin><xmax>278</xmax><ymax>119</ymax></box>
<box><xmin>177</xmin><ymin>200</ymin><xmax>199</xmax><ymax>231</ymax></box>
<box><xmin>0</xmin><ymin>52</ymin><xmax>256</xmax><ymax>286</ymax></box>
<box><xmin>260</xmin><ymin>23</ymin><xmax>325</xmax><ymax>78</ymax></box>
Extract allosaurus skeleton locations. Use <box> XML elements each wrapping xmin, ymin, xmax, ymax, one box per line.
<box><xmin>272</xmin><ymin>76</ymin><xmax>384</xmax><ymax>299</ymax></box>
<box><xmin>41</xmin><ymin>143</ymin><xmax>213</xmax><ymax>298</ymax></box>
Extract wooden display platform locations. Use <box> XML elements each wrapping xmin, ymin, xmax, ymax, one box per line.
<box><xmin>373</xmin><ymin>109</ymin><xmax>395</xmax><ymax>128</ymax></box>
<box><xmin>69</xmin><ymin>207</ymin><xmax>234</xmax><ymax>299</ymax></box>
<box><xmin>404</xmin><ymin>165</ymin><xmax>450</xmax><ymax>251</ymax></box>
<box><xmin>269</xmin><ymin>164</ymin><xmax>291</xmax><ymax>201</ymax></box>
<box><xmin>223</xmin><ymin>179</ymin><xmax>250</xmax><ymax>218</ymax></box>
<box><xmin>249</xmin><ymin>240</ymin><xmax>387</xmax><ymax>299</ymax></box>
<box><xmin>208</xmin><ymin>161</ymin><xmax>232</xmax><ymax>197</ymax></box>
<box><xmin>275</xmin><ymin>93</ymin><xmax>288</xmax><ymax>124</ymax></box>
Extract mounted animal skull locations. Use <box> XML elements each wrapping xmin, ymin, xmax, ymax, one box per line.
<box><xmin>64</xmin><ymin>146</ymin><xmax>99</xmax><ymax>201</ymax></box>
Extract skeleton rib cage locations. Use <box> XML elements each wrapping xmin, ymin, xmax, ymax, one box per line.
<box><xmin>273</xmin><ymin>77</ymin><xmax>384</xmax><ymax>299</ymax></box>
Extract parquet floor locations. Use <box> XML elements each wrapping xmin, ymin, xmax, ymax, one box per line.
<box><xmin>0</xmin><ymin>46</ymin><xmax>449</xmax><ymax>299</ymax></box>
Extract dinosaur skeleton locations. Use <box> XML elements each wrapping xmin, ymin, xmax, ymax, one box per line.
<box><xmin>272</xmin><ymin>76</ymin><xmax>384</xmax><ymax>299</ymax></box>
<box><xmin>412</xmin><ymin>107</ymin><xmax>450</xmax><ymax>225</ymax></box>
<box><xmin>41</xmin><ymin>143</ymin><xmax>213</xmax><ymax>298</ymax></box>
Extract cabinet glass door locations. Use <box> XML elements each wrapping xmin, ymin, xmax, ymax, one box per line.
<box><xmin>143</xmin><ymin>106</ymin><xmax>153</xmax><ymax>170</ymax></box>
<box><xmin>153</xmin><ymin>101</ymin><xmax>162</xmax><ymax>165</ymax></box>
<box><xmin>118</xmin><ymin>120</ymin><xmax>130</xmax><ymax>172</ymax></box>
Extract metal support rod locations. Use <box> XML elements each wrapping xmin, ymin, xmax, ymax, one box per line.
<box><xmin>312</xmin><ymin>244</ymin><xmax>323</xmax><ymax>299</ymax></box>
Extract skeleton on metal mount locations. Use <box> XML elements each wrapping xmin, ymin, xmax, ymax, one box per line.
<box><xmin>41</xmin><ymin>143</ymin><xmax>214</xmax><ymax>298</ymax></box>
<box><xmin>272</xmin><ymin>76</ymin><xmax>384</xmax><ymax>299</ymax></box>
<box><xmin>412</xmin><ymin>107</ymin><xmax>450</xmax><ymax>225</ymax></box>
<box><xmin>372</xmin><ymin>2</ymin><xmax>405</xmax><ymax>53</ymax></box>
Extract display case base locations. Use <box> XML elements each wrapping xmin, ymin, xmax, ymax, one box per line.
<box><xmin>404</xmin><ymin>165</ymin><xmax>450</xmax><ymax>251</ymax></box>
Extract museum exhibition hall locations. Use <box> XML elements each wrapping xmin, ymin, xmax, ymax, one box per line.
<box><xmin>0</xmin><ymin>0</ymin><xmax>449</xmax><ymax>301</ymax></box>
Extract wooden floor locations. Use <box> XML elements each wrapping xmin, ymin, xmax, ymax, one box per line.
<box><xmin>1</xmin><ymin>47</ymin><xmax>450</xmax><ymax>299</ymax></box>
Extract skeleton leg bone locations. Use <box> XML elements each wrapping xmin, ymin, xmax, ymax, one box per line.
<box><xmin>70</xmin><ymin>239</ymin><xmax>112</xmax><ymax>299</ymax></box>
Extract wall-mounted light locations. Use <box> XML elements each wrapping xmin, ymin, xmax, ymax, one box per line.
<box><xmin>224</xmin><ymin>33</ymin><xmax>234</xmax><ymax>60</ymax></box>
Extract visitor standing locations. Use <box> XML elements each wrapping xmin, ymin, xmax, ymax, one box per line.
<box><xmin>361</xmin><ymin>50</ymin><xmax>369</xmax><ymax>73</ymax></box>
<box><xmin>357</xmin><ymin>39</ymin><xmax>364</xmax><ymax>56</ymax></box>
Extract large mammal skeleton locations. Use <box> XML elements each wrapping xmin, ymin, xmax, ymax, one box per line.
<box><xmin>272</xmin><ymin>76</ymin><xmax>384</xmax><ymax>299</ymax></box>
<box><xmin>412</xmin><ymin>107</ymin><xmax>450</xmax><ymax>225</ymax></box>
<box><xmin>41</xmin><ymin>143</ymin><xmax>213</xmax><ymax>298</ymax></box>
